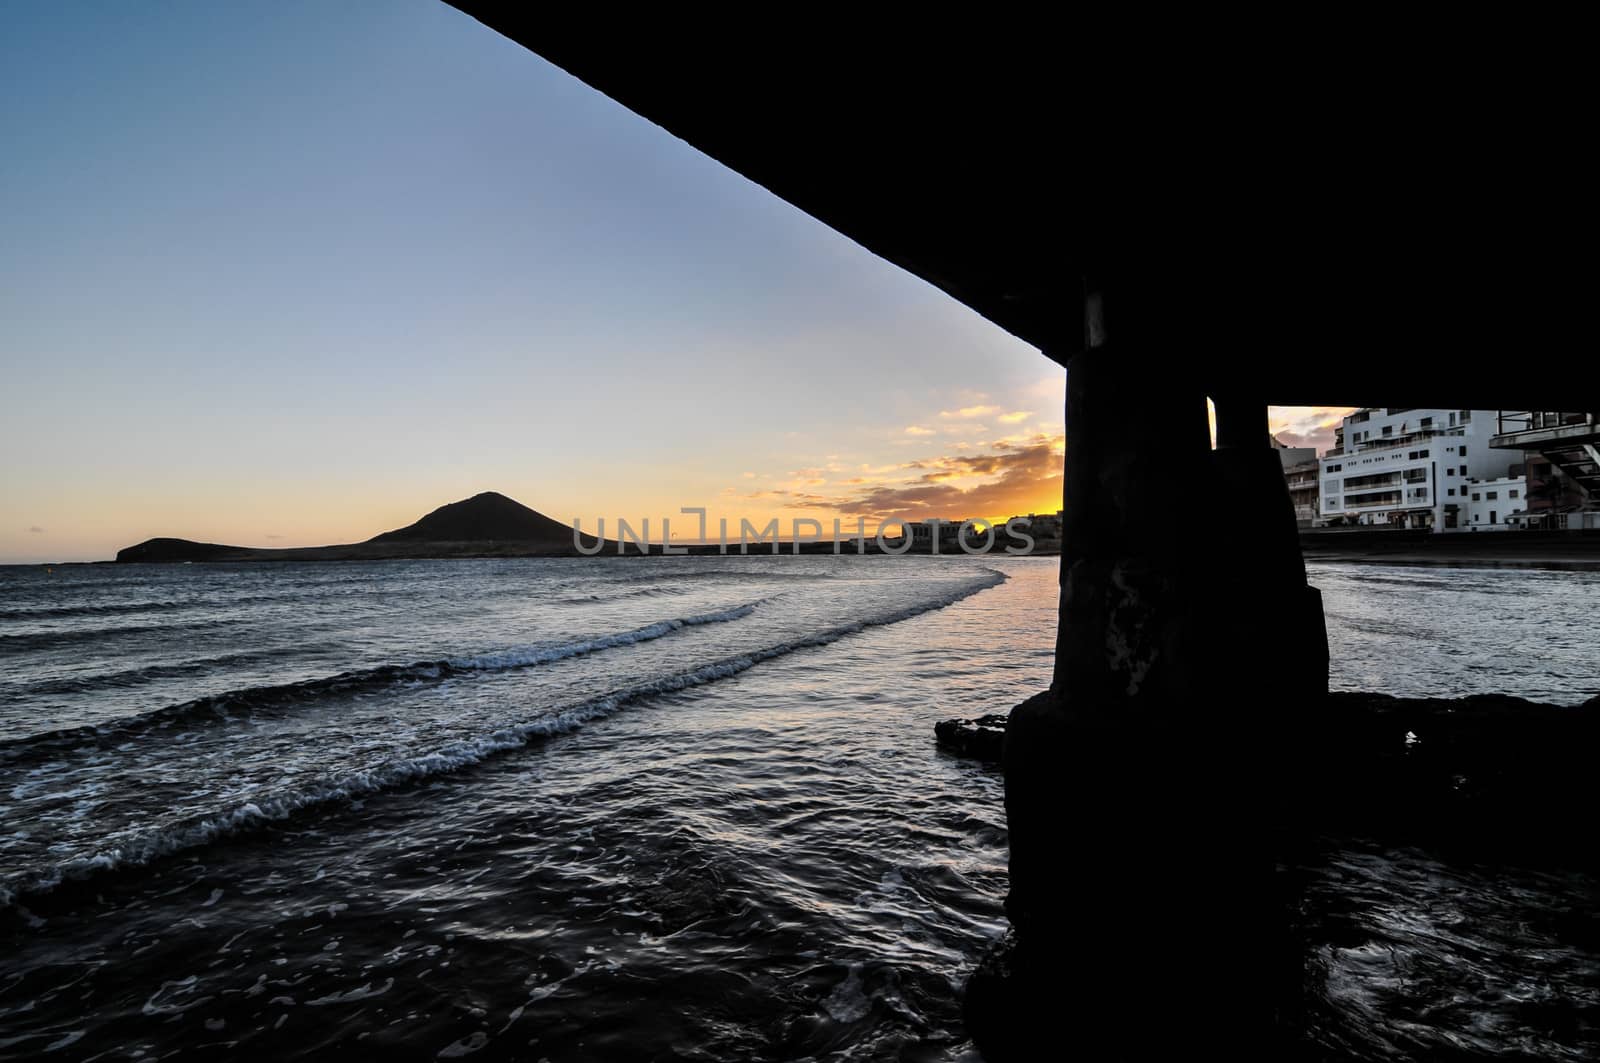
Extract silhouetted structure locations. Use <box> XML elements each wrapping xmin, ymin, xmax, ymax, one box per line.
<box><xmin>443</xmin><ymin>11</ymin><xmax>1596</xmax><ymax>1057</ymax></box>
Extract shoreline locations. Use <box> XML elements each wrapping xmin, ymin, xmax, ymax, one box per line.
<box><xmin>21</xmin><ymin>528</ymin><xmax>1600</xmax><ymax>569</ymax></box>
<box><xmin>1299</xmin><ymin>528</ymin><xmax>1600</xmax><ymax>569</ymax></box>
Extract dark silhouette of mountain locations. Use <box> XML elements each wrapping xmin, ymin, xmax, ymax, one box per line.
<box><xmin>115</xmin><ymin>492</ymin><xmax>604</xmax><ymax>563</ymax></box>
<box><xmin>367</xmin><ymin>492</ymin><xmax>574</xmax><ymax>547</ymax></box>
<box><xmin>115</xmin><ymin>538</ymin><xmax>254</xmax><ymax>563</ymax></box>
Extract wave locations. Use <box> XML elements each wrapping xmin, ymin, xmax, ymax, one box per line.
<box><xmin>0</xmin><ymin>587</ymin><xmax>367</xmax><ymax>626</ymax></box>
<box><xmin>0</xmin><ymin>598</ymin><xmax>199</xmax><ymax>622</ymax></box>
<box><xmin>0</xmin><ymin>602</ymin><xmax>764</xmax><ymax>760</ymax></box>
<box><xmin>0</xmin><ymin>570</ymin><xmax>1004</xmax><ymax>909</ymax></box>
<box><xmin>548</xmin><ymin>583</ymin><xmax>692</xmax><ymax>605</ymax></box>
<box><xmin>0</xmin><ymin>648</ymin><xmax>296</xmax><ymax>701</ymax></box>
<box><xmin>0</xmin><ymin>618</ymin><xmax>241</xmax><ymax>652</ymax></box>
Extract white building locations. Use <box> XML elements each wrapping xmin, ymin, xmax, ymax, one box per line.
<box><xmin>1462</xmin><ymin>474</ymin><xmax>1528</xmax><ymax>531</ymax></box>
<box><xmin>1317</xmin><ymin>408</ymin><xmax>1520</xmax><ymax>531</ymax></box>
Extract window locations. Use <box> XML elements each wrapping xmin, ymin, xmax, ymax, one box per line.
<box><xmin>1450</xmin><ymin>413</ymin><xmax>1457</xmax><ymax>426</ymax></box>
<box><xmin>1460</xmin><ymin>410</ymin><xmax>1472</xmax><ymax>423</ymax></box>
<box><xmin>1382</xmin><ymin>426</ymin><xmax>1394</xmax><ymax>437</ymax></box>
<box><xmin>1472</xmin><ymin>493</ymin><xmax>1482</xmax><ymax>501</ymax></box>
<box><xmin>1487</xmin><ymin>491</ymin><xmax>1498</xmax><ymax>500</ymax></box>
<box><xmin>1419</xmin><ymin>449</ymin><xmax>1429</xmax><ymax>458</ymax></box>
<box><xmin>1459</xmin><ymin>466</ymin><xmax>1467</xmax><ymax>476</ymax></box>
<box><xmin>1448</xmin><ymin>488</ymin><xmax>1455</xmax><ymax>496</ymax></box>
<box><xmin>1510</xmin><ymin>489</ymin><xmax>1520</xmax><ymax>499</ymax></box>
<box><xmin>1460</xmin><ymin>446</ymin><xmax>1467</xmax><ymax>456</ymax></box>
<box><xmin>1490</xmin><ymin>510</ymin><xmax>1497</xmax><ymax>523</ymax></box>
<box><xmin>1420</xmin><ymin>417</ymin><xmax>1433</xmax><ymax>428</ymax></box>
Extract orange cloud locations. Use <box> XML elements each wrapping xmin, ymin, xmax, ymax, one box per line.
<box><xmin>939</xmin><ymin>404</ymin><xmax>1001</xmax><ymax>419</ymax></box>
<box><xmin>836</xmin><ymin>433</ymin><xmax>1065</xmax><ymax>522</ymax></box>
<box><xmin>1268</xmin><ymin>406</ymin><xmax>1358</xmax><ymax>455</ymax></box>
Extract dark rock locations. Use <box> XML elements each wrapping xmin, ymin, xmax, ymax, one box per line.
<box><xmin>950</xmin><ymin>691</ymin><xmax>1600</xmax><ymax>861</ymax></box>
<box><xmin>962</xmin><ymin>687</ymin><xmax>1600</xmax><ymax>1059</ymax></box>
<box><xmin>933</xmin><ymin>713</ymin><xmax>1008</xmax><ymax>762</ymax></box>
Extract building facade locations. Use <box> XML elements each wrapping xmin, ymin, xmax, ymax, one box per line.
<box><xmin>1284</xmin><ymin>459</ymin><xmax>1320</xmax><ymax>525</ymax></box>
<box><xmin>1317</xmin><ymin>408</ymin><xmax>1519</xmax><ymax>531</ymax></box>
<box><xmin>1461</xmin><ymin>474</ymin><xmax>1528</xmax><ymax>531</ymax></box>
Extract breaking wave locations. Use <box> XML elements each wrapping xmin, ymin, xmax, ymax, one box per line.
<box><xmin>0</xmin><ymin>602</ymin><xmax>764</xmax><ymax>760</ymax></box>
<box><xmin>0</xmin><ymin>569</ymin><xmax>1004</xmax><ymax>908</ymax></box>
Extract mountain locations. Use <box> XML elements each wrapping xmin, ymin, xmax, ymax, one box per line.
<box><xmin>367</xmin><ymin>492</ymin><xmax>576</xmax><ymax>547</ymax></box>
<box><xmin>115</xmin><ymin>492</ymin><xmax>604</xmax><ymax>563</ymax></box>
<box><xmin>114</xmin><ymin>538</ymin><xmax>255</xmax><ymax>563</ymax></box>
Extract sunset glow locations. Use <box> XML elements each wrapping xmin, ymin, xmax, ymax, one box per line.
<box><xmin>0</xmin><ymin>4</ymin><xmax>1354</xmax><ymax>562</ymax></box>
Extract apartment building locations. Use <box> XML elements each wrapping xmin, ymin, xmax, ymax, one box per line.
<box><xmin>1317</xmin><ymin>408</ymin><xmax>1518</xmax><ymax>531</ymax></box>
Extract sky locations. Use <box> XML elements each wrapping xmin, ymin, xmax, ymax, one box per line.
<box><xmin>0</xmin><ymin>2</ymin><xmax>1351</xmax><ymax>563</ymax></box>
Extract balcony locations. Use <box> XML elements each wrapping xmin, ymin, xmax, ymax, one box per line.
<box><xmin>1346</xmin><ymin>427</ymin><xmax>1462</xmax><ymax>454</ymax></box>
<box><xmin>1491</xmin><ymin>411</ymin><xmax>1598</xmax><ymax>449</ymax></box>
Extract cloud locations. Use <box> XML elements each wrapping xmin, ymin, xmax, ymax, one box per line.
<box><xmin>837</xmin><ymin>433</ymin><xmax>1065</xmax><ymax>522</ymax></box>
<box><xmin>997</xmin><ymin>410</ymin><xmax>1032</xmax><ymax>424</ymax></box>
<box><xmin>904</xmin><ymin>425</ymin><xmax>936</xmax><ymax>436</ymax></box>
<box><xmin>1268</xmin><ymin>406</ymin><xmax>1358</xmax><ymax>457</ymax></box>
<box><xmin>939</xmin><ymin>404</ymin><xmax>1001</xmax><ymax>420</ymax></box>
<box><xmin>27</xmin><ymin>525</ymin><xmax>44</xmax><ymax>534</ymax></box>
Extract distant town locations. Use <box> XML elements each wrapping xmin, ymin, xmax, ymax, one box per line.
<box><xmin>1281</xmin><ymin>409</ymin><xmax>1598</xmax><ymax>533</ymax></box>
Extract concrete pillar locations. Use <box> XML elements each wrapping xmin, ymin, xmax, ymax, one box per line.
<box><xmin>968</xmin><ymin>289</ymin><xmax>1328</xmax><ymax>1060</ymax></box>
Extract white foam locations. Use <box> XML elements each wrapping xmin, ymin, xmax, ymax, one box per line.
<box><xmin>0</xmin><ymin>572</ymin><xmax>1003</xmax><ymax>908</ymax></box>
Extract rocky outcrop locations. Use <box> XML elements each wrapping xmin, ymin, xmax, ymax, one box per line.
<box><xmin>933</xmin><ymin>714</ymin><xmax>1007</xmax><ymax>762</ymax></box>
<box><xmin>957</xmin><ymin>688</ymin><xmax>1600</xmax><ymax>1059</ymax></box>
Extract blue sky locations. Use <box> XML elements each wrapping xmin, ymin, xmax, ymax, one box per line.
<box><xmin>0</xmin><ymin>2</ymin><xmax>1345</xmax><ymax>562</ymax></box>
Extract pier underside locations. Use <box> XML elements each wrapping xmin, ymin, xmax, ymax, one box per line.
<box><xmin>445</xmin><ymin>8</ymin><xmax>1595</xmax><ymax>1056</ymax></box>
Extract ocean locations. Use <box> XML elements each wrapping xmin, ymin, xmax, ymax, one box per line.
<box><xmin>1</xmin><ymin>556</ymin><xmax>1596</xmax><ymax>1059</ymax></box>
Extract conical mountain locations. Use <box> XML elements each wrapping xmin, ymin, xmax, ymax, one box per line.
<box><xmin>367</xmin><ymin>492</ymin><xmax>575</xmax><ymax>546</ymax></box>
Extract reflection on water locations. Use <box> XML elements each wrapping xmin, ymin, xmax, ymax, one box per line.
<box><xmin>1290</xmin><ymin>842</ymin><xmax>1599</xmax><ymax>1061</ymax></box>
<box><xmin>0</xmin><ymin>557</ymin><xmax>1594</xmax><ymax>1059</ymax></box>
<box><xmin>0</xmin><ymin>557</ymin><xmax>1048</xmax><ymax>1060</ymax></box>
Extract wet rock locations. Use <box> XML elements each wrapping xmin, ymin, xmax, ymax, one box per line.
<box><xmin>962</xmin><ymin>688</ymin><xmax>1600</xmax><ymax>1059</ymax></box>
<box><xmin>933</xmin><ymin>713</ymin><xmax>1008</xmax><ymax>763</ymax></box>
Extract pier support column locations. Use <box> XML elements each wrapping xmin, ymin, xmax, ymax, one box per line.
<box><xmin>968</xmin><ymin>289</ymin><xmax>1328</xmax><ymax>1059</ymax></box>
